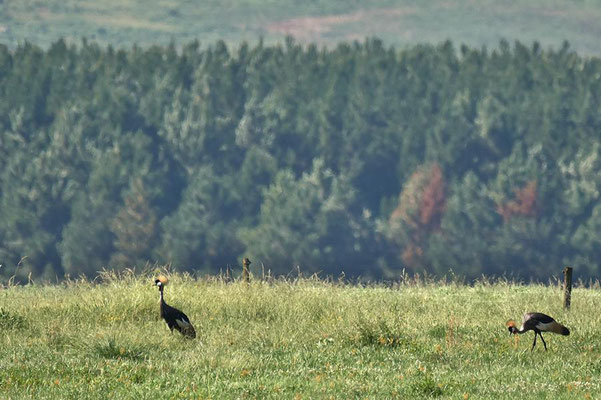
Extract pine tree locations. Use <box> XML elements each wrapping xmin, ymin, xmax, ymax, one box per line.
<box><xmin>109</xmin><ymin>179</ymin><xmax>158</xmax><ymax>268</ymax></box>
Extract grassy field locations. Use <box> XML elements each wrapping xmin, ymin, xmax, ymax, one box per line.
<box><xmin>1</xmin><ymin>272</ymin><xmax>601</xmax><ymax>399</ymax></box>
<box><xmin>1</xmin><ymin>0</ymin><xmax>601</xmax><ymax>54</ymax></box>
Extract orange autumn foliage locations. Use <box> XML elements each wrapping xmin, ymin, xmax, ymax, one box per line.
<box><xmin>389</xmin><ymin>163</ymin><xmax>446</xmax><ymax>269</ymax></box>
<box><xmin>497</xmin><ymin>180</ymin><xmax>539</xmax><ymax>222</ymax></box>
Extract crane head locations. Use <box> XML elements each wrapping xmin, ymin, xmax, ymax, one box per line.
<box><xmin>506</xmin><ymin>320</ymin><xmax>518</xmax><ymax>335</ymax></box>
<box><xmin>155</xmin><ymin>275</ymin><xmax>169</xmax><ymax>288</ymax></box>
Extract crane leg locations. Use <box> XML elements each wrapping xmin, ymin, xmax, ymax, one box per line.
<box><xmin>539</xmin><ymin>333</ymin><xmax>547</xmax><ymax>351</ymax></box>
<box><xmin>531</xmin><ymin>332</ymin><xmax>537</xmax><ymax>351</ymax></box>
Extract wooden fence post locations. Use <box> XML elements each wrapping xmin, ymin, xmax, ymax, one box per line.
<box><xmin>563</xmin><ymin>266</ymin><xmax>573</xmax><ymax>310</ymax></box>
<box><xmin>242</xmin><ymin>258</ymin><xmax>251</xmax><ymax>283</ymax></box>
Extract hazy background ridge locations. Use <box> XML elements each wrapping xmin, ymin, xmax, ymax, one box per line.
<box><xmin>1</xmin><ymin>0</ymin><xmax>601</xmax><ymax>54</ymax></box>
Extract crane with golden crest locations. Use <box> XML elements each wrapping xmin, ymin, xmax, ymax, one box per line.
<box><xmin>154</xmin><ymin>275</ymin><xmax>196</xmax><ymax>339</ymax></box>
<box><xmin>506</xmin><ymin>312</ymin><xmax>569</xmax><ymax>351</ymax></box>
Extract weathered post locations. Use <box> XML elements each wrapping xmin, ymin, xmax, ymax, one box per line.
<box><xmin>242</xmin><ymin>257</ymin><xmax>251</xmax><ymax>283</ymax></box>
<box><xmin>563</xmin><ymin>266</ymin><xmax>573</xmax><ymax>310</ymax></box>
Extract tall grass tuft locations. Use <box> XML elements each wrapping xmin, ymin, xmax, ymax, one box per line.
<box><xmin>90</xmin><ymin>337</ymin><xmax>150</xmax><ymax>361</ymax></box>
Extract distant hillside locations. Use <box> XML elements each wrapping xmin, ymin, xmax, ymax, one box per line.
<box><xmin>1</xmin><ymin>0</ymin><xmax>601</xmax><ymax>54</ymax></box>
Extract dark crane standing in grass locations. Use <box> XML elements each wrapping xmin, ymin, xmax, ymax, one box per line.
<box><xmin>155</xmin><ymin>276</ymin><xmax>196</xmax><ymax>339</ymax></box>
<box><xmin>506</xmin><ymin>312</ymin><xmax>569</xmax><ymax>351</ymax></box>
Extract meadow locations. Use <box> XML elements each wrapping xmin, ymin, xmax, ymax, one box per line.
<box><xmin>1</xmin><ymin>271</ymin><xmax>600</xmax><ymax>399</ymax></box>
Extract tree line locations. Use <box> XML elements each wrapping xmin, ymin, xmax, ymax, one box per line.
<box><xmin>1</xmin><ymin>37</ymin><xmax>600</xmax><ymax>282</ymax></box>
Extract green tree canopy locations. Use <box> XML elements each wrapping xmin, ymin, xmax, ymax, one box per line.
<box><xmin>1</xmin><ymin>38</ymin><xmax>601</xmax><ymax>282</ymax></box>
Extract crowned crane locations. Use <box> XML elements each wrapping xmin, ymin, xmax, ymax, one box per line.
<box><xmin>506</xmin><ymin>312</ymin><xmax>569</xmax><ymax>351</ymax></box>
<box><xmin>154</xmin><ymin>276</ymin><xmax>196</xmax><ymax>339</ymax></box>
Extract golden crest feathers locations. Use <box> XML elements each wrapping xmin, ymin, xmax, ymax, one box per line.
<box><xmin>156</xmin><ymin>275</ymin><xmax>169</xmax><ymax>285</ymax></box>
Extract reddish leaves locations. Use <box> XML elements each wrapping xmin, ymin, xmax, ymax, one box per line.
<box><xmin>497</xmin><ymin>180</ymin><xmax>538</xmax><ymax>222</ymax></box>
<box><xmin>389</xmin><ymin>163</ymin><xmax>446</xmax><ymax>269</ymax></box>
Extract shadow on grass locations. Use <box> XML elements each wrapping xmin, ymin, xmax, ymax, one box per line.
<box><xmin>90</xmin><ymin>337</ymin><xmax>150</xmax><ymax>361</ymax></box>
<box><xmin>353</xmin><ymin>319</ymin><xmax>410</xmax><ymax>348</ymax></box>
<box><xmin>410</xmin><ymin>373</ymin><xmax>444</xmax><ymax>397</ymax></box>
<box><xmin>0</xmin><ymin>308</ymin><xmax>27</xmax><ymax>330</ymax></box>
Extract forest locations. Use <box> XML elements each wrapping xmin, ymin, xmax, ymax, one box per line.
<box><xmin>1</xmin><ymin>37</ymin><xmax>601</xmax><ymax>282</ymax></box>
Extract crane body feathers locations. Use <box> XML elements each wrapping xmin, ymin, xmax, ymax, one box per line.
<box><xmin>519</xmin><ymin>312</ymin><xmax>570</xmax><ymax>336</ymax></box>
<box><xmin>534</xmin><ymin>321</ymin><xmax>570</xmax><ymax>336</ymax></box>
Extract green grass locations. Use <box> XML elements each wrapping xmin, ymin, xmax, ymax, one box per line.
<box><xmin>1</xmin><ymin>272</ymin><xmax>601</xmax><ymax>399</ymax></box>
<box><xmin>1</xmin><ymin>0</ymin><xmax>601</xmax><ymax>55</ymax></box>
